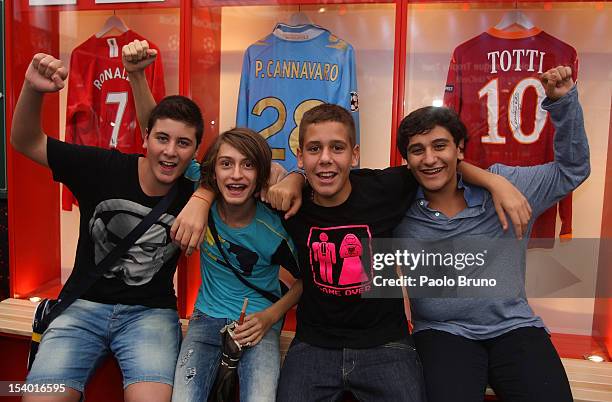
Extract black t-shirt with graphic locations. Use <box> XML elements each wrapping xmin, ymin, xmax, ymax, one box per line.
<box><xmin>283</xmin><ymin>166</ymin><xmax>418</xmax><ymax>348</ymax></box>
<box><xmin>47</xmin><ymin>138</ymin><xmax>194</xmax><ymax>309</ymax></box>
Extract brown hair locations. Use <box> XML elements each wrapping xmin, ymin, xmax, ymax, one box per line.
<box><xmin>199</xmin><ymin>127</ymin><xmax>271</xmax><ymax>195</ymax></box>
<box><xmin>298</xmin><ymin>104</ymin><xmax>356</xmax><ymax>148</ymax></box>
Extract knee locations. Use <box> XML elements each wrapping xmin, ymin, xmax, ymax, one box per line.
<box><xmin>124</xmin><ymin>382</ymin><xmax>172</xmax><ymax>402</ymax></box>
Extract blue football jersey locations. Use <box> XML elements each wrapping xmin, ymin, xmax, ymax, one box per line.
<box><xmin>237</xmin><ymin>24</ymin><xmax>360</xmax><ymax>171</ymax></box>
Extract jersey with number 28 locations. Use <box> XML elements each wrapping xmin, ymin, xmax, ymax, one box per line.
<box><xmin>237</xmin><ymin>24</ymin><xmax>359</xmax><ymax>171</ymax></box>
<box><xmin>443</xmin><ymin>27</ymin><xmax>578</xmax><ymax>239</ymax></box>
<box><xmin>63</xmin><ymin>30</ymin><xmax>165</xmax><ymax>211</ymax></box>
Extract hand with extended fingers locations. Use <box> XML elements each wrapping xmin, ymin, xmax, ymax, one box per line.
<box><xmin>25</xmin><ymin>53</ymin><xmax>68</xmax><ymax>93</ymax></box>
<box><xmin>122</xmin><ymin>39</ymin><xmax>158</xmax><ymax>73</ymax></box>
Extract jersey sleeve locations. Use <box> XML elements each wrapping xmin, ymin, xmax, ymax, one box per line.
<box><xmin>337</xmin><ymin>44</ymin><xmax>360</xmax><ymax>144</ymax></box>
<box><xmin>148</xmin><ymin>41</ymin><xmax>166</xmax><ymax>103</ymax></box>
<box><xmin>64</xmin><ymin>47</ymin><xmax>93</xmax><ymax>211</ymax></box>
<box><xmin>443</xmin><ymin>48</ymin><xmax>461</xmax><ymax>113</ymax></box>
<box><xmin>236</xmin><ymin>49</ymin><xmax>251</xmax><ymax>127</ymax></box>
<box><xmin>558</xmin><ymin>194</ymin><xmax>572</xmax><ymax>238</ymax></box>
<box><xmin>557</xmin><ymin>49</ymin><xmax>579</xmax><ymax>238</ymax></box>
<box><xmin>488</xmin><ymin>86</ymin><xmax>590</xmax><ymax>218</ymax></box>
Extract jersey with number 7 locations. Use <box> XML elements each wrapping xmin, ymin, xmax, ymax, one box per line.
<box><xmin>443</xmin><ymin>27</ymin><xmax>578</xmax><ymax>240</ymax></box>
<box><xmin>63</xmin><ymin>30</ymin><xmax>165</xmax><ymax>211</ymax></box>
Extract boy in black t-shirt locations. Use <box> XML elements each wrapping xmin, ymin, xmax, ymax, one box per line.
<box><xmin>275</xmin><ymin>104</ymin><xmax>427</xmax><ymax>401</ymax></box>
<box><xmin>11</xmin><ymin>53</ymin><xmax>203</xmax><ymax>402</ymax></box>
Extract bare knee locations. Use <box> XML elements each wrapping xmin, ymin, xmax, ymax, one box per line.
<box><xmin>21</xmin><ymin>387</ymin><xmax>81</xmax><ymax>402</ymax></box>
<box><xmin>124</xmin><ymin>382</ymin><xmax>172</xmax><ymax>402</ymax></box>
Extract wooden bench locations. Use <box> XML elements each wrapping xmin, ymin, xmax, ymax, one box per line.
<box><xmin>2</xmin><ymin>298</ymin><xmax>611</xmax><ymax>402</ymax></box>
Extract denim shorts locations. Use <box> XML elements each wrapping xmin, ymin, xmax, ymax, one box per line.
<box><xmin>27</xmin><ymin>299</ymin><xmax>181</xmax><ymax>394</ymax></box>
<box><xmin>172</xmin><ymin>309</ymin><xmax>280</xmax><ymax>402</ymax></box>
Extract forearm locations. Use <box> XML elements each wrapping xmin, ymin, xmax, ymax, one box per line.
<box><xmin>10</xmin><ymin>82</ymin><xmax>48</xmax><ymax>166</ymax></box>
<box><xmin>266</xmin><ymin>279</ymin><xmax>303</xmax><ymax>322</ymax></box>
<box><xmin>127</xmin><ymin>70</ymin><xmax>156</xmax><ymax>139</ymax></box>
<box><xmin>171</xmin><ymin>185</ymin><xmax>216</xmax><ymax>254</ymax></box>
<box><xmin>192</xmin><ymin>185</ymin><xmax>215</xmax><ymax>206</ymax></box>
<box><xmin>543</xmin><ymin>85</ymin><xmax>590</xmax><ymax>183</ymax></box>
<box><xmin>458</xmin><ymin>161</ymin><xmax>499</xmax><ymax>190</ymax></box>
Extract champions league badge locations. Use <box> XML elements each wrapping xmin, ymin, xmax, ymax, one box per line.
<box><xmin>350</xmin><ymin>91</ymin><xmax>359</xmax><ymax>112</ymax></box>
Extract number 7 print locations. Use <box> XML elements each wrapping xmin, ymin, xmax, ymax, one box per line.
<box><xmin>105</xmin><ymin>91</ymin><xmax>128</xmax><ymax>148</ymax></box>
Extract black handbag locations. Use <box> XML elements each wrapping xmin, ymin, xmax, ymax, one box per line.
<box><xmin>27</xmin><ymin>184</ymin><xmax>178</xmax><ymax>372</ymax></box>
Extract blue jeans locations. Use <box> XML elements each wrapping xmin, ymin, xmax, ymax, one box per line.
<box><xmin>27</xmin><ymin>299</ymin><xmax>181</xmax><ymax>393</ymax></box>
<box><xmin>277</xmin><ymin>337</ymin><xmax>427</xmax><ymax>402</ymax></box>
<box><xmin>172</xmin><ymin>309</ymin><xmax>280</xmax><ymax>402</ymax></box>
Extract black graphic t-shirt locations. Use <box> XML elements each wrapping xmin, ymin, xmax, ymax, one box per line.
<box><xmin>283</xmin><ymin>166</ymin><xmax>418</xmax><ymax>348</ymax></box>
<box><xmin>47</xmin><ymin>138</ymin><xmax>194</xmax><ymax>309</ymax></box>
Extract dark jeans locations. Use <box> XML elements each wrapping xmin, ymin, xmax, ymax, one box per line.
<box><xmin>414</xmin><ymin>327</ymin><xmax>572</xmax><ymax>402</ymax></box>
<box><xmin>277</xmin><ymin>337</ymin><xmax>426</xmax><ymax>402</ymax></box>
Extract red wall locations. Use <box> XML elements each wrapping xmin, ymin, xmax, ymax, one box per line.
<box><xmin>6</xmin><ymin>5</ymin><xmax>61</xmax><ymax>298</ymax></box>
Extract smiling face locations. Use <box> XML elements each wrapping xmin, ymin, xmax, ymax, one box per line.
<box><xmin>142</xmin><ymin>118</ymin><xmax>197</xmax><ymax>194</ymax></box>
<box><xmin>297</xmin><ymin>121</ymin><xmax>359</xmax><ymax>207</ymax></box>
<box><xmin>406</xmin><ymin>125</ymin><xmax>464</xmax><ymax>195</ymax></box>
<box><xmin>214</xmin><ymin>142</ymin><xmax>258</xmax><ymax>208</ymax></box>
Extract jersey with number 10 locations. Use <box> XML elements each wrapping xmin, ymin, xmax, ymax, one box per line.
<box><xmin>237</xmin><ymin>24</ymin><xmax>359</xmax><ymax>171</ymax></box>
<box><xmin>63</xmin><ymin>30</ymin><xmax>165</xmax><ymax>211</ymax></box>
<box><xmin>443</xmin><ymin>28</ymin><xmax>578</xmax><ymax>240</ymax></box>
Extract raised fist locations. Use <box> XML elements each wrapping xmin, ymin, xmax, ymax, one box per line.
<box><xmin>25</xmin><ymin>53</ymin><xmax>67</xmax><ymax>93</ymax></box>
<box><xmin>122</xmin><ymin>39</ymin><xmax>157</xmax><ymax>73</ymax></box>
<box><xmin>540</xmin><ymin>66</ymin><xmax>574</xmax><ymax>101</ymax></box>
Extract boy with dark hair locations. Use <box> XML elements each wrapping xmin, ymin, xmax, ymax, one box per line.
<box><xmin>12</xmin><ymin>53</ymin><xmax>203</xmax><ymax>402</ymax></box>
<box><xmin>393</xmin><ymin>66</ymin><xmax>588</xmax><ymax>402</ymax></box>
<box><xmin>275</xmin><ymin>103</ymin><xmax>426</xmax><ymax>401</ymax></box>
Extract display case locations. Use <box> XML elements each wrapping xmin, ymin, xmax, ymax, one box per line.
<box><xmin>4</xmin><ymin>0</ymin><xmax>611</xmax><ymax>364</ymax></box>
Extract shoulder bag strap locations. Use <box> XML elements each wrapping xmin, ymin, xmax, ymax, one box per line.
<box><xmin>47</xmin><ymin>184</ymin><xmax>179</xmax><ymax>324</ymax></box>
<box><xmin>208</xmin><ymin>212</ymin><xmax>280</xmax><ymax>303</ymax></box>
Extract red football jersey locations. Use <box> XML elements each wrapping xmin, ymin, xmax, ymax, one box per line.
<box><xmin>444</xmin><ymin>27</ymin><xmax>578</xmax><ymax>240</ymax></box>
<box><xmin>63</xmin><ymin>30</ymin><xmax>165</xmax><ymax>211</ymax></box>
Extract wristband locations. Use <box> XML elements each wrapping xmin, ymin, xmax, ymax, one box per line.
<box><xmin>191</xmin><ymin>193</ymin><xmax>211</xmax><ymax>204</ymax></box>
<box><xmin>285</xmin><ymin>169</ymin><xmax>307</xmax><ymax>182</ymax></box>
